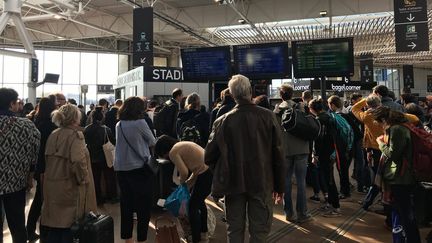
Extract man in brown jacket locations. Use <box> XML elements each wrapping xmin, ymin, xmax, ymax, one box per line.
<box><xmin>205</xmin><ymin>74</ymin><xmax>285</xmax><ymax>243</ymax></box>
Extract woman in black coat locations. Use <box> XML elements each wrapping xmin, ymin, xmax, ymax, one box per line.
<box><xmin>26</xmin><ymin>97</ymin><xmax>57</xmax><ymax>242</ymax></box>
<box><xmin>84</xmin><ymin>107</ymin><xmax>116</xmax><ymax>205</ymax></box>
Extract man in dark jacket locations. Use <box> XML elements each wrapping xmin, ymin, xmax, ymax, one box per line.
<box><xmin>205</xmin><ymin>75</ymin><xmax>285</xmax><ymax>242</ymax></box>
<box><xmin>309</xmin><ymin>98</ymin><xmax>341</xmax><ymax>217</ymax></box>
<box><xmin>104</xmin><ymin>99</ymin><xmax>123</xmax><ymax>135</ymax></box>
<box><xmin>154</xmin><ymin>88</ymin><xmax>183</xmax><ymax>138</ymax></box>
<box><xmin>373</xmin><ymin>85</ymin><xmax>403</xmax><ymax>112</ymax></box>
<box><xmin>209</xmin><ymin>88</ymin><xmax>235</xmax><ymax>130</ymax></box>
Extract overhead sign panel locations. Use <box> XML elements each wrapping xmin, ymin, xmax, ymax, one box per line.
<box><xmin>233</xmin><ymin>42</ymin><xmax>291</xmax><ymax>79</ymax></box>
<box><xmin>359</xmin><ymin>54</ymin><xmax>374</xmax><ymax>82</ymax></box>
<box><xmin>133</xmin><ymin>7</ymin><xmax>153</xmax><ymax>67</ymax></box>
<box><xmin>144</xmin><ymin>66</ymin><xmax>183</xmax><ymax>82</ymax></box>
<box><xmin>394</xmin><ymin>0</ymin><xmax>429</xmax><ymax>52</ymax></box>
<box><xmin>403</xmin><ymin>65</ymin><xmax>414</xmax><ymax>88</ymax></box>
<box><xmin>427</xmin><ymin>75</ymin><xmax>432</xmax><ymax>92</ymax></box>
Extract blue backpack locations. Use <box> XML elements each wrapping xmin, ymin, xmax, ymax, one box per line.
<box><xmin>330</xmin><ymin>112</ymin><xmax>354</xmax><ymax>151</ymax></box>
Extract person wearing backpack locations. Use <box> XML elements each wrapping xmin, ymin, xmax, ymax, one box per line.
<box><xmin>372</xmin><ymin>106</ymin><xmax>421</xmax><ymax>243</ymax></box>
<box><xmin>308</xmin><ymin>98</ymin><xmax>341</xmax><ymax>217</ymax></box>
<box><xmin>328</xmin><ymin>95</ymin><xmax>354</xmax><ymax>199</ymax></box>
<box><xmin>274</xmin><ymin>84</ymin><xmax>312</xmax><ymax>223</ymax></box>
<box><xmin>176</xmin><ymin>93</ymin><xmax>209</xmax><ymax>147</ymax></box>
<box><xmin>154</xmin><ymin>88</ymin><xmax>183</xmax><ymax>138</ymax></box>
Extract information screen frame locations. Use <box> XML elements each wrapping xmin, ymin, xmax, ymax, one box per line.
<box><xmin>233</xmin><ymin>42</ymin><xmax>291</xmax><ymax>79</ymax></box>
<box><xmin>180</xmin><ymin>46</ymin><xmax>232</xmax><ymax>82</ymax></box>
<box><xmin>292</xmin><ymin>37</ymin><xmax>354</xmax><ymax>78</ymax></box>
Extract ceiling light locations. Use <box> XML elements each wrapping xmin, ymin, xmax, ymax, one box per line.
<box><xmin>238</xmin><ymin>19</ymin><xmax>246</xmax><ymax>24</ymax></box>
<box><xmin>54</xmin><ymin>15</ymin><xmax>62</xmax><ymax>19</ymax></box>
<box><xmin>320</xmin><ymin>10</ymin><xmax>328</xmax><ymax>17</ymax></box>
<box><xmin>56</xmin><ymin>36</ymin><xmax>65</xmax><ymax>39</ymax></box>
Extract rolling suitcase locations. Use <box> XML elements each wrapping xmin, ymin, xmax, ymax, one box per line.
<box><xmin>71</xmin><ymin>212</ymin><xmax>114</xmax><ymax>243</ymax></box>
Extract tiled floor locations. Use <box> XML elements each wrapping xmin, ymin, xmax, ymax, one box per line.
<box><xmin>3</xmin><ymin>182</ymin><xmax>432</xmax><ymax>243</ymax></box>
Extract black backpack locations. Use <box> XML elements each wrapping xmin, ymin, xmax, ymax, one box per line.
<box><xmin>179</xmin><ymin>118</ymin><xmax>202</xmax><ymax>146</ymax></box>
<box><xmin>281</xmin><ymin>106</ymin><xmax>321</xmax><ymax>141</ymax></box>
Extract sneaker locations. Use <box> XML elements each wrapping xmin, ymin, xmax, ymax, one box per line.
<box><xmin>322</xmin><ymin>208</ymin><xmax>342</xmax><ymax>218</ymax></box>
<box><xmin>285</xmin><ymin>214</ymin><xmax>297</xmax><ymax>222</ymax></box>
<box><xmin>318</xmin><ymin>203</ymin><xmax>331</xmax><ymax>212</ymax></box>
<box><xmin>309</xmin><ymin>195</ymin><xmax>321</xmax><ymax>203</ymax></box>
<box><xmin>28</xmin><ymin>233</ymin><xmax>40</xmax><ymax>243</ymax></box>
<box><xmin>339</xmin><ymin>194</ymin><xmax>351</xmax><ymax>200</ymax></box>
<box><xmin>296</xmin><ymin>215</ymin><xmax>314</xmax><ymax>224</ymax></box>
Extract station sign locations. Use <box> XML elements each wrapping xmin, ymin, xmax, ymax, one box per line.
<box><xmin>133</xmin><ymin>7</ymin><xmax>153</xmax><ymax>67</ymax></box>
<box><xmin>97</xmin><ymin>85</ymin><xmax>114</xmax><ymax>94</ymax></box>
<box><xmin>310</xmin><ymin>80</ymin><xmax>378</xmax><ymax>91</ymax></box>
<box><xmin>144</xmin><ymin>67</ymin><xmax>184</xmax><ymax>82</ymax></box>
<box><xmin>359</xmin><ymin>54</ymin><xmax>374</xmax><ymax>82</ymax></box>
<box><xmin>403</xmin><ymin>65</ymin><xmax>414</xmax><ymax>88</ymax></box>
<box><xmin>394</xmin><ymin>0</ymin><xmax>429</xmax><ymax>52</ymax></box>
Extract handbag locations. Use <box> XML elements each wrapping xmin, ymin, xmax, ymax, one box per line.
<box><xmin>102</xmin><ymin>127</ymin><xmax>115</xmax><ymax>168</ymax></box>
<box><xmin>119</xmin><ymin>123</ymin><xmax>159</xmax><ymax>175</ymax></box>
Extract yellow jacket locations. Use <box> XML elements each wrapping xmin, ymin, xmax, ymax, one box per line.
<box><xmin>351</xmin><ymin>98</ymin><xmax>419</xmax><ymax>150</ymax></box>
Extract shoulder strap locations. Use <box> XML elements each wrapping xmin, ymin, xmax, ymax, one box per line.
<box><xmin>119</xmin><ymin>122</ymin><xmax>147</xmax><ymax>163</ymax></box>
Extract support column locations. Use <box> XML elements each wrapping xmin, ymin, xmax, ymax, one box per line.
<box><xmin>168</xmin><ymin>52</ymin><xmax>179</xmax><ymax>67</ymax></box>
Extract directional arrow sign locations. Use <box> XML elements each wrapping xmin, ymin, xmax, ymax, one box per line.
<box><xmin>408</xmin><ymin>42</ymin><xmax>417</xmax><ymax>49</ymax></box>
<box><xmin>133</xmin><ymin>8</ymin><xmax>153</xmax><ymax>67</ymax></box>
<box><xmin>395</xmin><ymin>22</ymin><xmax>429</xmax><ymax>52</ymax></box>
<box><xmin>406</xmin><ymin>13</ymin><xmax>415</xmax><ymax>21</ymax></box>
<box><xmin>140</xmin><ymin>57</ymin><xmax>146</xmax><ymax>64</ymax></box>
<box><xmin>394</xmin><ymin>0</ymin><xmax>427</xmax><ymax>23</ymax></box>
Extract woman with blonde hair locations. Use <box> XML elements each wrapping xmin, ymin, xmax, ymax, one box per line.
<box><xmin>40</xmin><ymin>104</ymin><xmax>97</xmax><ymax>243</ymax></box>
<box><xmin>176</xmin><ymin>92</ymin><xmax>210</xmax><ymax>147</ymax></box>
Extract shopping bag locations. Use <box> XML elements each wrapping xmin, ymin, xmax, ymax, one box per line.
<box><xmin>164</xmin><ymin>184</ymin><xmax>190</xmax><ymax>217</ymax></box>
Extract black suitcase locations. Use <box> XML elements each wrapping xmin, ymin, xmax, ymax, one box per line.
<box><xmin>71</xmin><ymin>212</ymin><xmax>114</xmax><ymax>243</ymax></box>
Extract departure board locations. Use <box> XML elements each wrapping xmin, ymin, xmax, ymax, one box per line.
<box><xmin>181</xmin><ymin>46</ymin><xmax>231</xmax><ymax>82</ymax></box>
<box><xmin>292</xmin><ymin>38</ymin><xmax>354</xmax><ymax>78</ymax></box>
<box><xmin>233</xmin><ymin>42</ymin><xmax>291</xmax><ymax>79</ymax></box>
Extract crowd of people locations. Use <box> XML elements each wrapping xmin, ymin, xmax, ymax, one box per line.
<box><xmin>1</xmin><ymin>74</ymin><xmax>432</xmax><ymax>243</ymax></box>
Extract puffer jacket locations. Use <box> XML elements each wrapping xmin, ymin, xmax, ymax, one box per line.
<box><xmin>205</xmin><ymin>100</ymin><xmax>285</xmax><ymax>197</ymax></box>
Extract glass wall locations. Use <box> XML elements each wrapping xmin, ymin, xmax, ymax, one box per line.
<box><xmin>0</xmin><ymin>49</ymin><xmax>125</xmax><ymax>107</ymax></box>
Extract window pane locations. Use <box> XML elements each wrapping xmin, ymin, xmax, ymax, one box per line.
<box><xmin>42</xmin><ymin>83</ymin><xmax>62</xmax><ymax>97</ymax></box>
<box><xmin>3</xmin><ymin>55</ymin><xmax>24</xmax><ymax>83</ymax></box>
<box><xmin>119</xmin><ymin>54</ymin><xmax>129</xmax><ymax>74</ymax></box>
<box><xmin>63</xmin><ymin>52</ymin><xmax>80</xmax><ymax>84</ymax></box>
<box><xmin>62</xmin><ymin>85</ymin><xmax>81</xmax><ymax>104</ymax></box>
<box><xmin>81</xmin><ymin>53</ymin><xmax>97</xmax><ymax>85</ymax></box>
<box><xmin>44</xmin><ymin>51</ymin><xmax>63</xmax><ymax>84</ymax></box>
<box><xmin>3</xmin><ymin>83</ymin><xmax>24</xmax><ymax>99</ymax></box>
<box><xmin>97</xmin><ymin>53</ymin><xmax>118</xmax><ymax>85</ymax></box>
<box><xmin>85</xmin><ymin>85</ymin><xmax>97</xmax><ymax>106</ymax></box>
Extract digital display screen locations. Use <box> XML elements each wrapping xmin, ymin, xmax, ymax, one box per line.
<box><xmin>292</xmin><ymin>38</ymin><xmax>354</xmax><ymax>78</ymax></box>
<box><xmin>233</xmin><ymin>42</ymin><xmax>291</xmax><ymax>79</ymax></box>
<box><xmin>181</xmin><ymin>46</ymin><xmax>231</xmax><ymax>82</ymax></box>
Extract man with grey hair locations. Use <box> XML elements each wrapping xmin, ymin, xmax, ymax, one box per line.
<box><xmin>205</xmin><ymin>74</ymin><xmax>285</xmax><ymax>242</ymax></box>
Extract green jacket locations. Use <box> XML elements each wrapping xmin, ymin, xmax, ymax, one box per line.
<box><xmin>378</xmin><ymin>125</ymin><xmax>415</xmax><ymax>185</ymax></box>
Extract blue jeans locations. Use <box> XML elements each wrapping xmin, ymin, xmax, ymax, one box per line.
<box><xmin>284</xmin><ymin>154</ymin><xmax>309</xmax><ymax>219</ymax></box>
